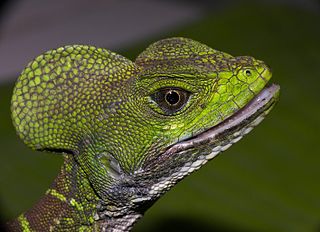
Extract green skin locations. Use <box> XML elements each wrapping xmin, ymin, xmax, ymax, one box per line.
<box><xmin>6</xmin><ymin>37</ymin><xmax>279</xmax><ymax>231</ymax></box>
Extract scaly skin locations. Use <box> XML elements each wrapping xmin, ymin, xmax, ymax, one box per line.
<box><xmin>6</xmin><ymin>37</ymin><xmax>279</xmax><ymax>231</ymax></box>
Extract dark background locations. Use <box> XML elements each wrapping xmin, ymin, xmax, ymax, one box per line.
<box><xmin>0</xmin><ymin>0</ymin><xmax>320</xmax><ymax>231</ymax></box>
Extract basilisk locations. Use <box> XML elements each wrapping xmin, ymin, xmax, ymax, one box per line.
<box><xmin>5</xmin><ymin>37</ymin><xmax>279</xmax><ymax>231</ymax></box>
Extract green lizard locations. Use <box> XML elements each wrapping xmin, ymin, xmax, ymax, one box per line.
<box><xmin>5</xmin><ymin>37</ymin><xmax>279</xmax><ymax>231</ymax></box>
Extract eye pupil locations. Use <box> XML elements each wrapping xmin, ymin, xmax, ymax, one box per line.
<box><xmin>245</xmin><ymin>70</ymin><xmax>252</xmax><ymax>76</ymax></box>
<box><xmin>165</xmin><ymin>90</ymin><xmax>180</xmax><ymax>105</ymax></box>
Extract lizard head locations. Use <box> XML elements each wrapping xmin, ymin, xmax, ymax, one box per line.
<box><xmin>11</xmin><ymin>38</ymin><xmax>279</xmax><ymax>220</ymax></box>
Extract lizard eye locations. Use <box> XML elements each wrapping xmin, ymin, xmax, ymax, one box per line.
<box><xmin>151</xmin><ymin>88</ymin><xmax>191</xmax><ymax>115</ymax></box>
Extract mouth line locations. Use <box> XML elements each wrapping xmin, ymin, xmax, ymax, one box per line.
<box><xmin>163</xmin><ymin>83</ymin><xmax>280</xmax><ymax>156</ymax></box>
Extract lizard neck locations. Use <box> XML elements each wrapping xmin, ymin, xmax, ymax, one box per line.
<box><xmin>6</xmin><ymin>155</ymin><xmax>142</xmax><ymax>231</ymax></box>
